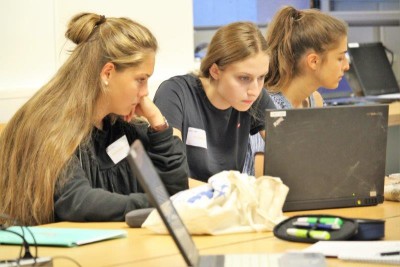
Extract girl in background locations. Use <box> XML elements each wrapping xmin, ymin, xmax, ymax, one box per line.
<box><xmin>244</xmin><ymin>6</ymin><xmax>350</xmax><ymax>176</ymax></box>
<box><xmin>154</xmin><ymin>22</ymin><xmax>275</xmax><ymax>182</ymax></box>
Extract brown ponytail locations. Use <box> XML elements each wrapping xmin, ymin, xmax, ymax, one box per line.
<box><xmin>265</xmin><ymin>6</ymin><xmax>347</xmax><ymax>91</ymax></box>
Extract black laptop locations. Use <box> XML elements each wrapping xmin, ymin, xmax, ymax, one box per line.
<box><xmin>264</xmin><ymin>104</ymin><xmax>389</xmax><ymax>212</ymax></box>
<box><xmin>127</xmin><ymin>140</ymin><xmax>327</xmax><ymax>267</ymax></box>
<box><xmin>348</xmin><ymin>42</ymin><xmax>400</xmax><ymax>102</ymax></box>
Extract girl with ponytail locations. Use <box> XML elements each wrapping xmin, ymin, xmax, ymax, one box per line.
<box><xmin>243</xmin><ymin>6</ymin><xmax>350</xmax><ymax>176</ymax></box>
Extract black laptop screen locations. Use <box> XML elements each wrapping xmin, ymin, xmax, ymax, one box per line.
<box><xmin>264</xmin><ymin>105</ymin><xmax>388</xmax><ymax>211</ymax></box>
<box><xmin>348</xmin><ymin>42</ymin><xmax>400</xmax><ymax>96</ymax></box>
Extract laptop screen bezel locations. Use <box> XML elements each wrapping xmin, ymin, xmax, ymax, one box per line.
<box><xmin>127</xmin><ymin>140</ymin><xmax>200</xmax><ymax>266</ymax></box>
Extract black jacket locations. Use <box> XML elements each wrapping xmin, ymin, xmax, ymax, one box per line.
<box><xmin>54</xmin><ymin>116</ymin><xmax>188</xmax><ymax>222</ymax></box>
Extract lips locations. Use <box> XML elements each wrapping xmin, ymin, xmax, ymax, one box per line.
<box><xmin>242</xmin><ymin>100</ymin><xmax>253</xmax><ymax>105</ymax></box>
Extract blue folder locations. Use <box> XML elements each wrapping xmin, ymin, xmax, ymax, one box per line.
<box><xmin>0</xmin><ymin>226</ymin><xmax>127</xmax><ymax>247</ymax></box>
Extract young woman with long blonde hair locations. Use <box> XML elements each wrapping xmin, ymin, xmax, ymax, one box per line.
<box><xmin>0</xmin><ymin>13</ymin><xmax>188</xmax><ymax>226</ymax></box>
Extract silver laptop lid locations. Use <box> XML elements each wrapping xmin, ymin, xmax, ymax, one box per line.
<box><xmin>127</xmin><ymin>140</ymin><xmax>199</xmax><ymax>266</ymax></box>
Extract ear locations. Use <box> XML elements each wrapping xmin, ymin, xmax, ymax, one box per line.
<box><xmin>306</xmin><ymin>53</ymin><xmax>320</xmax><ymax>71</ymax></box>
<box><xmin>100</xmin><ymin>62</ymin><xmax>115</xmax><ymax>83</ymax></box>
<box><xmin>209</xmin><ymin>63</ymin><xmax>221</xmax><ymax>80</ymax></box>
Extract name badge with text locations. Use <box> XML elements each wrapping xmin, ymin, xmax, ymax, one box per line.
<box><xmin>106</xmin><ymin>135</ymin><xmax>130</xmax><ymax>164</ymax></box>
<box><xmin>186</xmin><ymin>127</ymin><xmax>207</xmax><ymax>149</ymax></box>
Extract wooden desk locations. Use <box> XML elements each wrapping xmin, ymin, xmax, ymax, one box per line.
<box><xmin>143</xmin><ymin>216</ymin><xmax>400</xmax><ymax>267</ymax></box>
<box><xmin>389</xmin><ymin>101</ymin><xmax>400</xmax><ymax>127</ymax></box>
<box><xmin>1</xmin><ymin>201</ymin><xmax>399</xmax><ymax>267</ymax></box>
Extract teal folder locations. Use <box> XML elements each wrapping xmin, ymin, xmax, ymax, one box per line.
<box><xmin>0</xmin><ymin>226</ymin><xmax>127</xmax><ymax>247</ymax></box>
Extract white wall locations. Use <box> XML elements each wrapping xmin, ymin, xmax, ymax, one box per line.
<box><xmin>0</xmin><ymin>0</ymin><xmax>194</xmax><ymax>123</ymax></box>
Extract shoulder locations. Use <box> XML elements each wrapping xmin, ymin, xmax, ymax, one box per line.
<box><xmin>158</xmin><ymin>74</ymin><xmax>200</xmax><ymax>91</ymax></box>
<box><xmin>155</xmin><ymin>74</ymin><xmax>204</xmax><ymax>108</ymax></box>
<box><xmin>268</xmin><ymin>91</ymin><xmax>287</xmax><ymax>109</ymax></box>
<box><xmin>268</xmin><ymin>91</ymin><xmax>282</xmax><ymax>100</ymax></box>
<box><xmin>255</xmin><ymin>89</ymin><xmax>276</xmax><ymax>109</ymax></box>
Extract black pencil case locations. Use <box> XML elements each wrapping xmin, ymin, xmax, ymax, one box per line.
<box><xmin>273</xmin><ymin>214</ymin><xmax>384</xmax><ymax>243</ymax></box>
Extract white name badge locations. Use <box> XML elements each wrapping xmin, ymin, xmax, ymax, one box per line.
<box><xmin>186</xmin><ymin>127</ymin><xmax>207</xmax><ymax>149</ymax></box>
<box><xmin>106</xmin><ymin>135</ymin><xmax>130</xmax><ymax>164</ymax></box>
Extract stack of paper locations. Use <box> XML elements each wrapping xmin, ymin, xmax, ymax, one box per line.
<box><xmin>303</xmin><ymin>241</ymin><xmax>400</xmax><ymax>265</ymax></box>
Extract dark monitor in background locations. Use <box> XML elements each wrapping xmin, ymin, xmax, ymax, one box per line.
<box><xmin>347</xmin><ymin>42</ymin><xmax>400</xmax><ymax>96</ymax></box>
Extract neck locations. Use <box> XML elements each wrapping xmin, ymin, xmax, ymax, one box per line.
<box><xmin>281</xmin><ymin>75</ymin><xmax>319</xmax><ymax>108</ymax></box>
<box><xmin>200</xmin><ymin>77</ymin><xmax>230</xmax><ymax>110</ymax></box>
<box><xmin>93</xmin><ymin>97</ymin><xmax>108</xmax><ymax>130</ymax></box>
<box><xmin>94</xmin><ymin>118</ymin><xmax>104</xmax><ymax>130</ymax></box>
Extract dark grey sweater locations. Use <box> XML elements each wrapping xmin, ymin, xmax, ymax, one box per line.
<box><xmin>54</xmin><ymin>116</ymin><xmax>188</xmax><ymax>222</ymax></box>
<box><xmin>154</xmin><ymin>74</ymin><xmax>275</xmax><ymax>181</ymax></box>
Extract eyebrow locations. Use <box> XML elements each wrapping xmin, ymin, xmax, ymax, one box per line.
<box><xmin>137</xmin><ymin>73</ymin><xmax>152</xmax><ymax>78</ymax></box>
<box><xmin>238</xmin><ymin>71</ymin><xmax>269</xmax><ymax>77</ymax></box>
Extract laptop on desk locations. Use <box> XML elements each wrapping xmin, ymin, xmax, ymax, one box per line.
<box><xmin>348</xmin><ymin>42</ymin><xmax>400</xmax><ymax>102</ymax></box>
<box><xmin>127</xmin><ymin>140</ymin><xmax>326</xmax><ymax>267</ymax></box>
<box><xmin>264</xmin><ymin>104</ymin><xmax>389</xmax><ymax>212</ymax></box>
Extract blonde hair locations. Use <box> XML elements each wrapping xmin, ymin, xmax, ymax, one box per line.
<box><xmin>265</xmin><ymin>6</ymin><xmax>347</xmax><ymax>91</ymax></box>
<box><xmin>0</xmin><ymin>13</ymin><xmax>157</xmax><ymax>226</ymax></box>
<box><xmin>200</xmin><ymin>21</ymin><xmax>268</xmax><ymax>78</ymax></box>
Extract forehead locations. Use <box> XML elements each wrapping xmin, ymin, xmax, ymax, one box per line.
<box><xmin>123</xmin><ymin>52</ymin><xmax>155</xmax><ymax>75</ymax></box>
<box><xmin>223</xmin><ymin>52</ymin><xmax>269</xmax><ymax>75</ymax></box>
<box><xmin>328</xmin><ymin>36</ymin><xmax>348</xmax><ymax>55</ymax></box>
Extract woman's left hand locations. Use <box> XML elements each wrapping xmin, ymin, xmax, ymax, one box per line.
<box><xmin>124</xmin><ymin>96</ymin><xmax>164</xmax><ymax>127</ymax></box>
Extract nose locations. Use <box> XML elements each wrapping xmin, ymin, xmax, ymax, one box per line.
<box><xmin>248</xmin><ymin>79</ymin><xmax>261</xmax><ymax>96</ymax></box>
<box><xmin>138</xmin><ymin>83</ymin><xmax>149</xmax><ymax>98</ymax></box>
<box><xmin>343</xmin><ymin>57</ymin><xmax>350</xmax><ymax>72</ymax></box>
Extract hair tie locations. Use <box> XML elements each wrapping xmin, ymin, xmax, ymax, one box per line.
<box><xmin>96</xmin><ymin>15</ymin><xmax>106</xmax><ymax>26</ymax></box>
<box><xmin>292</xmin><ymin>10</ymin><xmax>303</xmax><ymax>21</ymax></box>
